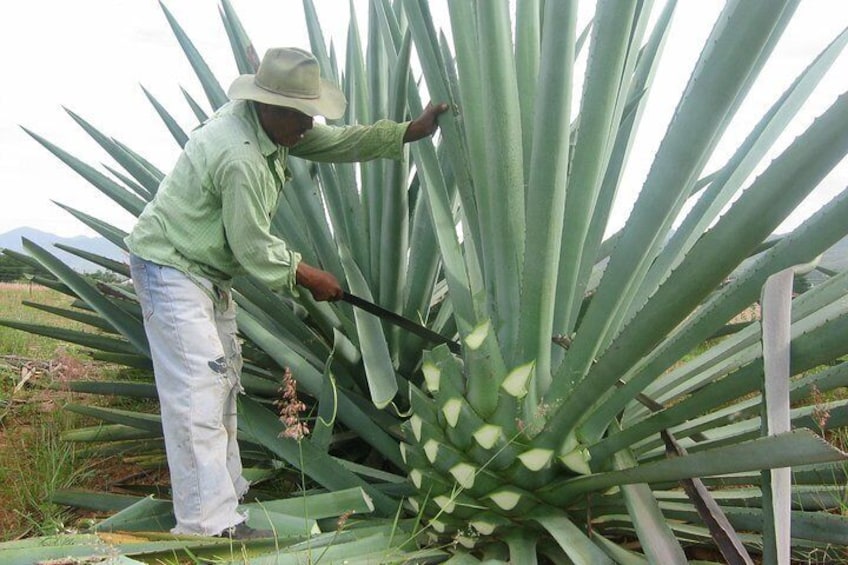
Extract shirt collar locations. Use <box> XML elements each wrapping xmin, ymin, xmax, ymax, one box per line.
<box><xmin>242</xmin><ymin>100</ymin><xmax>279</xmax><ymax>157</ymax></box>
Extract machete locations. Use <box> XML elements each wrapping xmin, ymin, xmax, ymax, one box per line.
<box><xmin>341</xmin><ymin>292</ymin><xmax>460</xmax><ymax>354</ymax></box>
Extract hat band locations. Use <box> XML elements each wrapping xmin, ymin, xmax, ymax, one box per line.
<box><xmin>254</xmin><ymin>76</ymin><xmax>320</xmax><ymax>100</ymax></box>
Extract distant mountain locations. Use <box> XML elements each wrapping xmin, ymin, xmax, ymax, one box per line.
<box><xmin>0</xmin><ymin>227</ymin><xmax>126</xmax><ymax>273</ymax></box>
<box><xmin>819</xmin><ymin>233</ymin><xmax>848</xmax><ymax>272</ymax></box>
<box><xmin>802</xmin><ymin>233</ymin><xmax>848</xmax><ymax>287</ymax></box>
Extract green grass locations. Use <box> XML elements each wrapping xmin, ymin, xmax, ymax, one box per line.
<box><xmin>0</xmin><ymin>282</ymin><xmax>86</xmax><ymax>359</ymax></box>
<box><xmin>0</xmin><ymin>410</ymin><xmax>97</xmax><ymax>537</ymax></box>
<box><xmin>0</xmin><ymin>282</ymin><xmax>155</xmax><ymax>540</ymax></box>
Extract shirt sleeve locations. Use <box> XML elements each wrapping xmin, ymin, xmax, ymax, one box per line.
<box><xmin>290</xmin><ymin>120</ymin><xmax>410</xmax><ymax>162</ymax></box>
<box><xmin>217</xmin><ymin>157</ymin><xmax>301</xmax><ymax>295</ymax></box>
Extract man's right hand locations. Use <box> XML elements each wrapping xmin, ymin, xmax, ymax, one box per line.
<box><xmin>295</xmin><ymin>262</ymin><xmax>343</xmax><ymax>301</ymax></box>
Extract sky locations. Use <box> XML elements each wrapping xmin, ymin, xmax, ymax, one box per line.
<box><xmin>1</xmin><ymin>1</ymin><xmax>846</xmax><ymax>239</ymax></box>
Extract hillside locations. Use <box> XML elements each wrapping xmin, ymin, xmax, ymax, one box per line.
<box><xmin>0</xmin><ymin>227</ymin><xmax>125</xmax><ymax>273</ymax></box>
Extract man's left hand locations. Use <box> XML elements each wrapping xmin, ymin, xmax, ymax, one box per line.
<box><xmin>404</xmin><ymin>102</ymin><xmax>450</xmax><ymax>143</ymax></box>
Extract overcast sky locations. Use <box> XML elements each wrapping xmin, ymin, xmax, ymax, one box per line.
<box><xmin>1</xmin><ymin>1</ymin><xmax>846</xmax><ymax>239</ymax></box>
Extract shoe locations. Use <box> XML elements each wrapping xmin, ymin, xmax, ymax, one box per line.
<box><xmin>217</xmin><ymin>522</ymin><xmax>274</xmax><ymax>540</ymax></box>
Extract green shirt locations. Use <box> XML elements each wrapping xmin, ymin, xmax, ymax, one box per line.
<box><xmin>126</xmin><ymin>100</ymin><xmax>408</xmax><ymax>294</ymax></box>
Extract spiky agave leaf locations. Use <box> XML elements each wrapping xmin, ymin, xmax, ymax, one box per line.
<box><xmin>4</xmin><ymin>0</ymin><xmax>848</xmax><ymax>562</ymax></box>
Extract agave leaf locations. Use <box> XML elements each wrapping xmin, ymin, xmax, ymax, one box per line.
<box><xmin>302</xmin><ymin>0</ymin><xmax>338</xmax><ymax>85</ymax></box>
<box><xmin>636</xmin><ymin>400</ymin><xmax>848</xmax><ymax>462</ymax></box>
<box><xmin>0</xmin><ymin>319</ymin><xmax>137</xmax><ymax>355</ymax></box>
<box><xmin>22</xmin><ymin>300</ymin><xmax>118</xmax><ymax>333</ymax></box>
<box><xmin>274</xmin><ymin>162</ymin><xmax>343</xmax><ymax>276</ymax></box>
<box><xmin>158</xmin><ymin>1</ymin><xmax>228</xmax><ymax>110</ymax></box>
<box><xmin>60</xmin><ymin>380</ymin><xmax>158</xmax><ymax>399</ymax></box>
<box><xmin>518</xmin><ymin>0</ymin><xmax>576</xmax><ymax>387</ymax></box>
<box><xmin>591</xmin><ymin>532</ymin><xmax>650</xmax><ymax>564</ymax></box>
<box><xmin>633</xmin><ymin>362</ymin><xmax>848</xmax><ymax>455</ymax></box>
<box><xmin>236</xmin><ymin>308</ymin><xmax>403</xmax><ymax>467</ymax></box>
<box><xmin>555</xmin><ymin>0</ymin><xmax>639</xmax><ymax>353</ymax></box>
<box><xmin>589</xmin><ymin>306</ymin><xmax>848</xmax><ymax>461</ymax></box>
<box><xmin>1</xmin><ymin>247</ymin><xmax>52</xmax><ymax>276</ymax></box>
<box><xmin>654</xmin><ymin>483</ymin><xmax>848</xmax><ymax>512</ymax></box>
<box><xmin>52</xmin><ymin>203</ymin><xmax>130</xmax><ymax>250</ymax></box>
<box><xmin>556</xmin><ymin>1</ymin><xmax>797</xmax><ymax>389</ymax></box>
<box><xmin>545</xmin><ymin>430</ymin><xmax>847</xmax><ymax>506</ymax></box>
<box><xmin>219</xmin><ymin>0</ymin><xmax>259</xmax><ymax>74</ymax></box>
<box><xmin>111</xmin><ymin>139</ymin><xmax>166</xmax><ymax>183</ymax></box>
<box><xmin>611</xmin><ymin>432</ymin><xmax>688</xmax><ymax>565</ymax></box>
<box><xmin>660</xmin><ymin>431</ymin><xmax>754</xmax><ymax>565</ymax></box>
<box><xmin>407</xmin><ymin>132</ymin><xmax>475</xmax><ymax>330</ymax></box>
<box><xmin>514</xmin><ymin>0</ymin><xmax>540</xmax><ymax>176</ymax></box>
<box><xmin>64</xmin><ymin>108</ymin><xmax>161</xmax><ymax>196</ymax></box>
<box><xmin>247</xmin><ymin>529</ymin><xmax>439</xmax><ymax>565</ymax></box>
<box><xmin>20</xmin><ymin>239</ymin><xmax>148</xmax><ymax>354</ymax></box>
<box><xmin>234</xmin><ymin>284</ymin><xmax>329</xmax><ymax>366</ymax></box>
<box><xmin>180</xmin><ymin>85</ymin><xmax>209</xmax><ymax>123</ymax></box>
<box><xmin>62</xmin><ymin>425</ymin><xmax>159</xmax><ymax>443</ymax></box>
<box><xmin>401</xmin><ymin>144</ymin><xmax>454</xmax><ymax>340</ymax></box>
<box><xmin>89</xmin><ymin>352</ymin><xmax>153</xmax><ymax>370</ymax></box>
<box><xmin>310</xmin><ymin>360</ymin><xmax>337</xmax><ymax>451</ymax></box>
<box><xmin>377</xmin><ymin>31</ymin><xmax>413</xmax><ymax>333</ymax></box>
<box><xmin>759</xmin><ymin>268</ymin><xmax>793</xmax><ymax>564</ymax></box>
<box><xmin>628</xmin><ymin>28</ymin><xmax>848</xmax><ymax>323</ymax></box>
<box><xmin>339</xmin><ymin>244</ymin><xmax>398</xmax><ymax>408</ymax></box>
<box><xmin>504</xmin><ymin>532</ymin><xmax>537</xmax><ymax>565</ymax></box>
<box><xmin>53</xmin><ymin>243</ymin><xmax>129</xmax><ymax>277</ymax></box>
<box><xmin>22</xmin><ymin>128</ymin><xmax>147</xmax><ymax>217</ymax></box>
<box><xmin>587</xmin><ymin>187</ymin><xmax>848</xmax><ymax>437</ymax></box>
<box><xmin>94</xmin><ymin>496</ymin><xmax>174</xmax><ymax>533</ymax></box>
<box><xmin>360</xmin><ymin>5</ymin><xmax>387</xmax><ymax>295</ymax></box>
<box><xmin>141</xmin><ymin>85</ymin><xmax>189</xmax><ymax>148</ymax></box>
<box><xmin>408</xmin><ymin>0</ymin><xmax>483</xmax><ymax>260</ymax></box>
<box><xmin>571</xmin><ymin>0</ymin><xmax>677</xmax><ymax>340</ymax></box>
<box><xmin>545</xmin><ymin>92</ymin><xmax>848</xmax><ymax>447</ymax></box>
<box><xmin>532</xmin><ymin>509</ymin><xmax>613</xmax><ymax>564</ymax></box>
<box><xmin>660</xmin><ymin>503</ymin><xmax>848</xmax><ymax>547</ymax></box>
<box><xmin>237</xmin><ymin>395</ymin><xmax>397</xmax><ymax>515</ymax></box>
<box><xmin>53</xmin><ymin>489</ymin><xmax>145</xmax><ymax>513</ymax></box>
<box><xmin>598</xmin><ymin>3</ymin><xmax>802</xmax><ymax>344</ymax></box>
<box><xmin>65</xmin><ymin>404</ymin><xmax>162</xmax><ymax>433</ymax></box>
<box><xmin>471</xmin><ymin>0</ymin><xmax>526</xmax><ymax>352</ymax></box>
<box><xmin>311</xmin><ymin>158</ymin><xmax>368</xmax><ymax>276</ymax></box>
<box><xmin>0</xmin><ymin>534</ymin><xmax>146</xmax><ymax>565</ymax></box>
<box><xmin>626</xmin><ymin>258</ymin><xmax>848</xmax><ymax>426</ymax></box>
<box><xmin>243</xmin><ymin>487</ymin><xmax>374</xmax><ymax>520</ymax></box>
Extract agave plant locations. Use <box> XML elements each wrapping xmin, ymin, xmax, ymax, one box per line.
<box><xmin>3</xmin><ymin>0</ymin><xmax>848</xmax><ymax>563</ymax></box>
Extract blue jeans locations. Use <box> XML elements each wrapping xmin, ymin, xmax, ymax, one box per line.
<box><xmin>130</xmin><ymin>254</ymin><xmax>249</xmax><ymax>535</ymax></box>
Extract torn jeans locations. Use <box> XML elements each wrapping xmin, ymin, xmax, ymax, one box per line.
<box><xmin>129</xmin><ymin>254</ymin><xmax>249</xmax><ymax>536</ymax></box>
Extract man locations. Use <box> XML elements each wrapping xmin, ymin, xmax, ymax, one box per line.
<box><xmin>126</xmin><ymin>47</ymin><xmax>447</xmax><ymax>539</ymax></box>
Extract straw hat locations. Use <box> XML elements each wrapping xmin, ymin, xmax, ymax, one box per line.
<box><xmin>227</xmin><ymin>47</ymin><xmax>347</xmax><ymax>119</ymax></box>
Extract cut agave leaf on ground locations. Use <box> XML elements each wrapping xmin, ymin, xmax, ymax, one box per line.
<box><xmin>94</xmin><ymin>496</ymin><xmax>175</xmax><ymax>533</ymax></box>
<box><xmin>0</xmin><ymin>535</ymin><xmax>147</xmax><ymax>565</ymax></box>
<box><xmin>241</xmin><ymin>487</ymin><xmax>375</xmax><ymax>520</ymax></box>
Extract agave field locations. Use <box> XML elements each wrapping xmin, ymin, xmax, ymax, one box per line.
<box><xmin>2</xmin><ymin>0</ymin><xmax>848</xmax><ymax>563</ymax></box>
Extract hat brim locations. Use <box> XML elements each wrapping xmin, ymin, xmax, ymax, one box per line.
<box><xmin>227</xmin><ymin>74</ymin><xmax>347</xmax><ymax>120</ymax></box>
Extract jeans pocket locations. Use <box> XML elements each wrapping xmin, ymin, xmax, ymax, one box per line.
<box><xmin>129</xmin><ymin>255</ymin><xmax>155</xmax><ymax>321</ymax></box>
